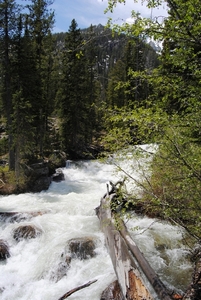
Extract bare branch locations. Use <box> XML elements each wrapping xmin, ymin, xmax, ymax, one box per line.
<box><xmin>57</xmin><ymin>279</ymin><xmax>97</xmax><ymax>300</ymax></box>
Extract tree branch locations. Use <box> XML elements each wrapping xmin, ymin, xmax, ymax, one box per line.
<box><xmin>58</xmin><ymin>279</ymin><xmax>97</xmax><ymax>300</ymax></box>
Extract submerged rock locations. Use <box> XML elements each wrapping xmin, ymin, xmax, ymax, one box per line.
<box><xmin>13</xmin><ymin>225</ymin><xmax>42</xmax><ymax>241</ymax></box>
<box><xmin>0</xmin><ymin>239</ymin><xmax>10</xmax><ymax>260</ymax></box>
<box><xmin>68</xmin><ymin>237</ymin><xmax>96</xmax><ymax>260</ymax></box>
<box><xmin>51</xmin><ymin>255</ymin><xmax>72</xmax><ymax>282</ymax></box>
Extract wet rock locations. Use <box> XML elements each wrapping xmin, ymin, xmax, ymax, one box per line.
<box><xmin>51</xmin><ymin>255</ymin><xmax>72</xmax><ymax>282</ymax></box>
<box><xmin>52</xmin><ymin>168</ymin><xmax>65</xmax><ymax>182</ymax></box>
<box><xmin>13</xmin><ymin>225</ymin><xmax>42</xmax><ymax>241</ymax></box>
<box><xmin>0</xmin><ymin>239</ymin><xmax>10</xmax><ymax>260</ymax></box>
<box><xmin>29</xmin><ymin>162</ymin><xmax>49</xmax><ymax>177</ymax></box>
<box><xmin>101</xmin><ymin>280</ymin><xmax>123</xmax><ymax>300</ymax></box>
<box><xmin>22</xmin><ymin>161</ymin><xmax>51</xmax><ymax>193</ymax></box>
<box><xmin>30</xmin><ymin>176</ymin><xmax>51</xmax><ymax>193</ymax></box>
<box><xmin>68</xmin><ymin>237</ymin><xmax>96</xmax><ymax>260</ymax></box>
<box><xmin>0</xmin><ymin>211</ymin><xmax>46</xmax><ymax>223</ymax></box>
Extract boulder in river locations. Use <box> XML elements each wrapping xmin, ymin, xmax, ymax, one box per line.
<box><xmin>68</xmin><ymin>237</ymin><xmax>96</xmax><ymax>260</ymax></box>
<box><xmin>13</xmin><ymin>225</ymin><xmax>42</xmax><ymax>241</ymax></box>
<box><xmin>52</xmin><ymin>168</ymin><xmax>65</xmax><ymax>182</ymax></box>
<box><xmin>0</xmin><ymin>239</ymin><xmax>10</xmax><ymax>260</ymax></box>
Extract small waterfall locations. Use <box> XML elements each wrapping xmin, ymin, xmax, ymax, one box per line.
<box><xmin>66</xmin><ymin>160</ymin><xmax>72</xmax><ymax>168</ymax></box>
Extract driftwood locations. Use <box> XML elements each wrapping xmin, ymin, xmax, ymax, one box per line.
<box><xmin>96</xmin><ymin>181</ymin><xmax>181</xmax><ymax>300</ymax></box>
<box><xmin>57</xmin><ymin>279</ymin><xmax>97</xmax><ymax>300</ymax></box>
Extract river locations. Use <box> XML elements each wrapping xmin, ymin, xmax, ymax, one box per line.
<box><xmin>0</xmin><ymin>154</ymin><xmax>193</xmax><ymax>300</ymax></box>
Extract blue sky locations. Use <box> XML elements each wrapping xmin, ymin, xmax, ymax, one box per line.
<box><xmin>50</xmin><ymin>0</ymin><xmax>168</xmax><ymax>33</ymax></box>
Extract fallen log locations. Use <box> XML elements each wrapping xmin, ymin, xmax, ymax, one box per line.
<box><xmin>57</xmin><ymin>279</ymin><xmax>97</xmax><ymax>300</ymax></box>
<box><xmin>96</xmin><ymin>182</ymin><xmax>180</xmax><ymax>300</ymax></box>
<box><xmin>119</xmin><ymin>219</ymin><xmax>176</xmax><ymax>300</ymax></box>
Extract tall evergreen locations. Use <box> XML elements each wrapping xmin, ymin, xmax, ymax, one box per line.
<box><xmin>84</xmin><ymin>25</ymin><xmax>100</xmax><ymax>138</ymax></box>
<box><xmin>26</xmin><ymin>0</ymin><xmax>54</xmax><ymax>157</ymax></box>
<box><xmin>57</xmin><ymin>19</ymin><xmax>94</xmax><ymax>156</ymax></box>
<box><xmin>0</xmin><ymin>0</ymin><xmax>54</xmax><ymax>174</ymax></box>
<box><xmin>12</xmin><ymin>15</ymin><xmax>41</xmax><ymax>174</ymax></box>
<box><xmin>124</xmin><ymin>38</ymin><xmax>147</xmax><ymax>107</ymax></box>
<box><xmin>107</xmin><ymin>59</ymin><xmax>126</xmax><ymax>108</ymax></box>
<box><xmin>0</xmin><ymin>0</ymin><xmax>19</xmax><ymax>170</ymax></box>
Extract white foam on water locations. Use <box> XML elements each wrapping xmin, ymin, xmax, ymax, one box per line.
<box><xmin>0</xmin><ymin>154</ymin><xmax>193</xmax><ymax>299</ymax></box>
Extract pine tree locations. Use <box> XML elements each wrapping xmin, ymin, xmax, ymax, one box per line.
<box><xmin>84</xmin><ymin>25</ymin><xmax>101</xmax><ymax>140</ymax></box>
<box><xmin>0</xmin><ymin>0</ymin><xmax>19</xmax><ymax>170</ymax></box>
<box><xmin>57</xmin><ymin>19</ymin><xmax>94</xmax><ymax>156</ymax></box>
<box><xmin>107</xmin><ymin>59</ymin><xmax>126</xmax><ymax>108</ymax></box>
<box><xmin>26</xmin><ymin>0</ymin><xmax>54</xmax><ymax>157</ymax></box>
<box><xmin>12</xmin><ymin>15</ymin><xmax>41</xmax><ymax>169</ymax></box>
<box><xmin>124</xmin><ymin>38</ymin><xmax>147</xmax><ymax>107</ymax></box>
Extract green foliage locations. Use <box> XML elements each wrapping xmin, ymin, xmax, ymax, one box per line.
<box><xmin>140</xmin><ymin>120</ymin><xmax>201</xmax><ymax>240</ymax></box>
<box><xmin>56</xmin><ymin>19</ymin><xmax>98</xmax><ymax>155</ymax></box>
<box><xmin>0</xmin><ymin>0</ymin><xmax>55</xmax><ymax>175</ymax></box>
<box><xmin>107</xmin><ymin>59</ymin><xmax>126</xmax><ymax>108</ymax></box>
<box><xmin>103</xmin><ymin>0</ymin><xmax>201</xmax><ymax>241</ymax></box>
<box><xmin>102</xmin><ymin>105</ymin><xmax>167</xmax><ymax>152</ymax></box>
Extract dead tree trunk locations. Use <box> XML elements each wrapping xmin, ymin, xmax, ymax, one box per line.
<box><xmin>96</xmin><ymin>182</ymin><xmax>179</xmax><ymax>300</ymax></box>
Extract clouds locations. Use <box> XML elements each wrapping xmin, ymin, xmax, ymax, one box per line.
<box><xmin>51</xmin><ymin>0</ymin><xmax>167</xmax><ymax>33</ymax></box>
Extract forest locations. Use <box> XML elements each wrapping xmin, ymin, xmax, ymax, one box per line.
<box><xmin>1</xmin><ymin>0</ymin><xmax>201</xmax><ymax>263</ymax></box>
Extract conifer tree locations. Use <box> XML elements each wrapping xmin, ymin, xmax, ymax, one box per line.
<box><xmin>12</xmin><ymin>15</ymin><xmax>41</xmax><ymax>173</ymax></box>
<box><xmin>107</xmin><ymin>59</ymin><xmax>126</xmax><ymax>108</ymax></box>
<box><xmin>26</xmin><ymin>0</ymin><xmax>54</xmax><ymax>157</ymax></box>
<box><xmin>58</xmin><ymin>19</ymin><xmax>94</xmax><ymax>156</ymax></box>
<box><xmin>124</xmin><ymin>38</ymin><xmax>147</xmax><ymax>107</ymax></box>
<box><xmin>0</xmin><ymin>0</ymin><xmax>19</xmax><ymax>170</ymax></box>
<box><xmin>0</xmin><ymin>0</ymin><xmax>54</xmax><ymax>173</ymax></box>
<box><xmin>84</xmin><ymin>25</ymin><xmax>100</xmax><ymax>139</ymax></box>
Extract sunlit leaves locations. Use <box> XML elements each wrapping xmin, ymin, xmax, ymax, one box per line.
<box><xmin>102</xmin><ymin>105</ymin><xmax>168</xmax><ymax>152</ymax></box>
<box><xmin>104</xmin><ymin>0</ymin><xmax>201</xmax><ymax>241</ymax></box>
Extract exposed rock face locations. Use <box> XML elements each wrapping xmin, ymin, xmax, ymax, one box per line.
<box><xmin>25</xmin><ymin>161</ymin><xmax>51</xmax><ymax>193</ymax></box>
<box><xmin>0</xmin><ymin>239</ymin><xmax>10</xmax><ymax>260</ymax></box>
<box><xmin>24</xmin><ymin>151</ymin><xmax>67</xmax><ymax>193</ymax></box>
<box><xmin>13</xmin><ymin>225</ymin><xmax>42</xmax><ymax>241</ymax></box>
<box><xmin>68</xmin><ymin>237</ymin><xmax>96</xmax><ymax>260</ymax></box>
<box><xmin>30</xmin><ymin>175</ymin><xmax>52</xmax><ymax>193</ymax></box>
<box><xmin>100</xmin><ymin>280</ymin><xmax>124</xmax><ymax>300</ymax></box>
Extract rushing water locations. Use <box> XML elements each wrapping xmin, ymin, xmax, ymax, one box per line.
<box><xmin>0</xmin><ymin>157</ymin><xmax>193</xmax><ymax>300</ymax></box>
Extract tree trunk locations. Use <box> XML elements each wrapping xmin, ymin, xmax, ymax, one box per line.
<box><xmin>96</xmin><ymin>182</ymin><xmax>178</xmax><ymax>300</ymax></box>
